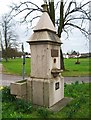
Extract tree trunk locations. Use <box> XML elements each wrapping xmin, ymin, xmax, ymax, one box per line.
<box><xmin>49</xmin><ymin>0</ymin><xmax>55</xmax><ymax>25</ymax></box>
<box><xmin>4</xmin><ymin>21</ymin><xmax>8</xmax><ymax>62</ymax></box>
<box><xmin>48</xmin><ymin>0</ymin><xmax>65</xmax><ymax>70</ymax></box>
<box><xmin>60</xmin><ymin>48</ymin><xmax>65</xmax><ymax>70</ymax></box>
<box><xmin>5</xmin><ymin>50</ymin><xmax>8</xmax><ymax>62</ymax></box>
<box><xmin>59</xmin><ymin>1</ymin><xmax>65</xmax><ymax>70</ymax></box>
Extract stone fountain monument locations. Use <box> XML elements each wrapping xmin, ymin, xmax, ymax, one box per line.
<box><xmin>27</xmin><ymin>4</ymin><xmax>64</xmax><ymax>107</ymax></box>
<box><xmin>10</xmin><ymin>4</ymin><xmax>64</xmax><ymax>108</ymax></box>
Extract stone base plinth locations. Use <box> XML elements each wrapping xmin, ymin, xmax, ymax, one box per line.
<box><xmin>49</xmin><ymin>97</ymin><xmax>73</xmax><ymax>112</ymax></box>
<box><xmin>27</xmin><ymin>77</ymin><xmax>64</xmax><ymax>107</ymax></box>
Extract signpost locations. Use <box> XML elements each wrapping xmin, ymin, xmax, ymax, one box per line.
<box><xmin>21</xmin><ymin>43</ymin><xmax>25</xmax><ymax>80</ymax></box>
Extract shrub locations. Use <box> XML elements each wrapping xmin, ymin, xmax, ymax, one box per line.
<box><xmin>64</xmin><ymin>83</ymin><xmax>67</xmax><ymax>87</ymax></box>
<box><xmin>15</xmin><ymin>99</ymin><xmax>32</xmax><ymax>113</ymax></box>
<box><xmin>75</xmin><ymin>81</ymin><xmax>79</xmax><ymax>85</ymax></box>
<box><xmin>2</xmin><ymin>87</ymin><xmax>16</xmax><ymax>102</ymax></box>
<box><xmin>37</xmin><ymin>107</ymin><xmax>50</xmax><ymax>118</ymax></box>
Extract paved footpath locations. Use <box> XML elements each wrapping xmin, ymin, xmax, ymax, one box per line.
<box><xmin>0</xmin><ymin>73</ymin><xmax>23</xmax><ymax>86</ymax></box>
<box><xmin>0</xmin><ymin>63</ymin><xmax>90</xmax><ymax>86</ymax></box>
<box><xmin>64</xmin><ymin>76</ymin><xmax>90</xmax><ymax>84</ymax></box>
<box><xmin>0</xmin><ymin>73</ymin><xmax>90</xmax><ymax>86</ymax></box>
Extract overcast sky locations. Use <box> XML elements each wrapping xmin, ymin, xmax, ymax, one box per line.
<box><xmin>0</xmin><ymin>0</ymin><xmax>90</xmax><ymax>53</ymax></box>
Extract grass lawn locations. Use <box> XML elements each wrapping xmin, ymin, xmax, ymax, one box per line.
<box><xmin>62</xmin><ymin>58</ymin><xmax>90</xmax><ymax>76</ymax></box>
<box><xmin>2</xmin><ymin>58</ymin><xmax>31</xmax><ymax>76</ymax></box>
<box><xmin>1</xmin><ymin>82</ymin><xmax>90</xmax><ymax>119</ymax></box>
<box><xmin>2</xmin><ymin>58</ymin><xmax>90</xmax><ymax>77</ymax></box>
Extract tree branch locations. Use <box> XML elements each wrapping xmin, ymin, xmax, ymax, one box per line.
<box><xmin>66</xmin><ymin>22</ymin><xmax>89</xmax><ymax>38</ymax></box>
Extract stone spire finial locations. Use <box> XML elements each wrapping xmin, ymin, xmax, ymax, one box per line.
<box><xmin>41</xmin><ymin>4</ymin><xmax>48</xmax><ymax>12</ymax></box>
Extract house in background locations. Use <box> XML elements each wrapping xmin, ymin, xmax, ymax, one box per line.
<box><xmin>80</xmin><ymin>53</ymin><xmax>91</xmax><ymax>58</ymax></box>
<box><xmin>63</xmin><ymin>52</ymin><xmax>91</xmax><ymax>59</ymax></box>
<box><xmin>63</xmin><ymin>51</ymin><xmax>81</xmax><ymax>58</ymax></box>
<box><xmin>21</xmin><ymin>52</ymin><xmax>31</xmax><ymax>58</ymax></box>
<box><xmin>63</xmin><ymin>53</ymin><xmax>69</xmax><ymax>59</ymax></box>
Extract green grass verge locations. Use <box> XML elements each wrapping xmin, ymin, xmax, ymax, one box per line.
<box><xmin>2</xmin><ymin>58</ymin><xmax>90</xmax><ymax>77</ymax></box>
<box><xmin>62</xmin><ymin>58</ymin><xmax>90</xmax><ymax>76</ymax></box>
<box><xmin>2</xmin><ymin>58</ymin><xmax>31</xmax><ymax>76</ymax></box>
<box><xmin>1</xmin><ymin>82</ymin><xmax>90</xmax><ymax>119</ymax></box>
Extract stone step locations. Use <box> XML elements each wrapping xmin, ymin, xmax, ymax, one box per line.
<box><xmin>49</xmin><ymin>97</ymin><xmax>73</xmax><ymax>112</ymax></box>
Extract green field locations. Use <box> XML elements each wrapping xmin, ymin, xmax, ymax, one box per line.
<box><xmin>1</xmin><ymin>82</ymin><xmax>90</xmax><ymax>118</ymax></box>
<box><xmin>63</xmin><ymin>58</ymin><xmax>90</xmax><ymax>76</ymax></box>
<box><xmin>2</xmin><ymin>58</ymin><xmax>90</xmax><ymax>77</ymax></box>
<box><xmin>2</xmin><ymin>58</ymin><xmax>31</xmax><ymax>76</ymax></box>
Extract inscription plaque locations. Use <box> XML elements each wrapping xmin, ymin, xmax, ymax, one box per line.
<box><xmin>51</xmin><ymin>49</ymin><xmax>58</xmax><ymax>57</ymax></box>
<box><xmin>55</xmin><ymin>82</ymin><xmax>59</xmax><ymax>90</ymax></box>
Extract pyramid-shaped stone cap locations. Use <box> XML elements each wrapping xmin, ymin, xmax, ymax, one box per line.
<box><xmin>27</xmin><ymin>4</ymin><xmax>62</xmax><ymax>45</ymax></box>
<box><xmin>34</xmin><ymin>12</ymin><xmax>56</xmax><ymax>33</ymax></box>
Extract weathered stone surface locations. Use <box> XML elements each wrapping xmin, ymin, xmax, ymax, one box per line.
<box><xmin>27</xmin><ymin>78</ymin><xmax>32</xmax><ymax>101</ymax></box>
<box><xmin>49</xmin><ymin>77</ymin><xmax>64</xmax><ymax>107</ymax></box>
<box><xmin>43</xmin><ymin>80</ymin><xmax>50</xmax><ymax>106</ymax></box>
<box><xmin>33</xmin><ymin>12</ymin><xmax>56</xmax><ymax>32</ymax></box>
<box><xmin>27</xmin><ymin>77</ymin><xmax>64</xmax><ymax>107</ymax></box>
<box><xmin>32</xmin><ymin>79</ymin><xmax>44</xmax><ymax>106</ymax></box>
<box><xmin>49</xmin><ymin>97</ymin><xmax>73</xmax><ymax>112</ymax></box>
<box><xmin>10</xmin><ymin>80</ymin><xmax>27</xmax><ymax>96</ymax></box>
<box><xmin>30</xmin><ymin>44</ymin><xmax>61</xmax><ymax>79</ymax></box>
<box><xmin>28</xmin><ymin>31</ymin><xmax>61</xmax><ymax>44</ymax></box>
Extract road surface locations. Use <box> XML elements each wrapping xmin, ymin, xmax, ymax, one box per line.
<box><xmin>0</xmin><ymin>73</ymin><xmax>90</xmax><ymax>86</ymax></box>
<box><xmin>0</xmin><ymin>63</ymin><xmax>90</xmax><ymax>86</ymax></box>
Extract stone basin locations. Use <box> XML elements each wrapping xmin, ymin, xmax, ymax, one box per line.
<box><xmin>51</xmin><ymin>68</ymin><xmax>61</xmax><ymax>78</ymax></box>
<box><xmin>10</xmin><ymin>79</ymin><xmax>27</xmax><ymax>97</ymax></box>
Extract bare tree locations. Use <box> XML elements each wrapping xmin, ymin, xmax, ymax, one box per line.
<box><xmin>10</xmin><ymin>0</ymin><xmax>91</xmax><ymax>69</ymax></box>
<box><xmin>0</xmin><ymin>14</ymin><xmax>18</xmax><ymax>61</ymax></box>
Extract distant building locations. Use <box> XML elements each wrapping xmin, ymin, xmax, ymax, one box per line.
<box><xmin>63</xmin><ymin>53</ymin><xmax>69</xmax><ymax>59</ymax></box>
<box><xmin>21</xmin><ymin>53</ymin><xmax>31</xmax><ymax>58</ymax></box>
<box><xmin>63</xmin><ymin>51</ymin><xmax>82</xmax><ymax>58</ymax></box>
<box><xmin>25</xmin><ymin>54</ymin><xmax>31</xmax><ymax>58</ymax></box>
<box><xmin>80</xmin><ymin>53</ymin><xmax>91</xmax><ymax>58</ymax></box>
